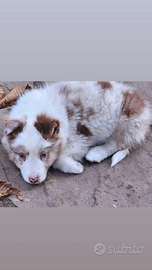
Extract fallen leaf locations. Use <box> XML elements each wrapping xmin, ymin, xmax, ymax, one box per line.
<box><xmin>0</xmin><ymin>84</ymin><xmax>32</xmax><ymax>107</ymax></box>
<box><xmin>0</xmin><ymin>181</ymin><xmax>11</xmax><ymax>197</ymax></box>
<box><xmin>16</xmin><ymin>194</ymin><xmax>24</xmax><ymax>202</ymax></box>
<box><xmin>0</xmin><ymin>180</ymin><xmax>21</xmax><ymax>198</ymax></box>
<box><xmin>0</xmin><ymin>88</ymin><xmax>5</xmax><ymax>100</ymax></box>
<box><xmin>9</xmin><ymin>187</ymin><xmax>20</xmax><ymax>194</ymax></box>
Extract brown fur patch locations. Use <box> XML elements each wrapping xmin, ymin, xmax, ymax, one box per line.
<box><xmin>8</xmin><ymin>145</ymin><xmax>29</xmax><ymax>166</ymax></box>
<box><xmin>73</xmin><ymin>97</ymin><xmax>82</xmax><ymax>108</ymax></box>
<box><xmin>98</xmin><ymin>81</ymin><xmax>112</xmax><ymax>89</ymax></box>
<box><xmin>41</xmin><ymin>143</ymin><xmax>62</xmax><ymax>169</ymax></box>
<box><xmin>122</xmin><ymin>92</ymin><xmax>145</xmax><ymax>117</ymax></box>
<box><xmin>61</xmin><ymin>85</ymin><xmax>71</xmax><ymax>98</ymax></box>
<box><xmin>77</xmin><ymin>122</ymin><xmax>92</xmax><ymax>136</ymax></box>
<box><xmin>67</xmin><ymin>107</ymin><xmax>75</xmax><ymax>119</ymax></box>
<box><xmin>34</xmin><ymin>113</ymin><xmax>60</xmax><ymax>141</ymax></box>
<box><xmin>10</xmin><ymin>145</ymin><xmax>28</xmax><ymax>155</ymax></box>
<box><xmin>6</xmin><ymin>120</ymin><xmax>25</xmax><ymax>140</ymax></box>
<box><xmin>73</xmin><ymin>98</ymin><xmax>85</xmax><ymax>117</ymax></box>
<box><xmin>9</xmin><ymin>151</ymin><xmax>24</xmax><ymax>166</ymax></box>
<box><xmin>86</xmin><ymin>107</ymin><xmax>95</xmax><ymax>118</ymax></box>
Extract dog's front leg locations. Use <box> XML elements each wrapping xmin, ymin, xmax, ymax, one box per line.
<box><xmin>86</xmin><ymin>140</ymin><xmax>129</xmax><ymax>166</ymax></box>
<box><xmin>86</xmin><ymin>140</ymin><xmax>118</xmax><ymax>163</ymax></box>
<box><xmin>52</xmin><ymin>155</ymin><xmax>84</xmax><ymax>174</ymax></box>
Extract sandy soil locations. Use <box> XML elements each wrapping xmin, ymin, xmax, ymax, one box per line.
<box><xmin>0</xmin><ymin>81</ymin><xmax>152</xmax><ymax>207</ymax></box>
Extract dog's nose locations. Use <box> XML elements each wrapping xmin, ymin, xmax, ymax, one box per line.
<box><xmin>29</xmin><ymin>176</ymin><xmax>39</xmax><ymax>183</ymax></box>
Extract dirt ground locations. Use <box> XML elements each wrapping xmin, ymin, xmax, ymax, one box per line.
<box><xmin>0</xmin><ymin>81</ymin><xmax>152</xmax><ymax>207</ymax></box>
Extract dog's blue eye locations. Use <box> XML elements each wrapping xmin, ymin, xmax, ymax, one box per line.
<box><xmin>19</xmin><ymin>154</ymin><xmax>26</xmax><ymax>160</ymax></box>
<box><xmin>40</xmin><ymin>153</ymin><xmax>46</xmax><ymax>159</ymax></box>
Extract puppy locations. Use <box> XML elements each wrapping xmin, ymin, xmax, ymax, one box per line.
<box><xmin>2</xmin><ymin>81</ymin><xmax>151</xmax><ymax>184</ymax></box>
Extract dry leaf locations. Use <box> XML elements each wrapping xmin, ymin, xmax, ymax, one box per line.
<box><xmin>9</xmin><ymin>187</ymin><xmax>21</xmax><ymax>194</ymax></box>
<box><xmin>0</xmin><ymin>88</ymin><xmax>5</xmax><ymax>100</ymax></box>
<box><xmin>16</xmin><ymin>194</ymin><xmax>24</xmax><ymax>201</ymax></box>
<box><xmin>0</xmin><ymin>181</ymin><xmax>11</xmax><ymax>197</ymax></box>
<box><xmin>0</xmin><ymin>84</ymin><xmax>32</xmax><ymax>107</ymax></box>
<box><xmin>0</xmin><ymin>180</ymin><xmax>21</xmax><ymax>199</ymax></box>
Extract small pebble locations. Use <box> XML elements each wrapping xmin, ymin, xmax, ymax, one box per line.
<box><xmin>73</xmin><ymin>201</ymin><xmax>78</xmax><ymax>206</ymax></box>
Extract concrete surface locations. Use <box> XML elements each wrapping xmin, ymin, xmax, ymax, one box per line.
<box><xmin>0</xmin><ymin>81</ymin><xmax>152</xmax><ymax>207</ymax></box>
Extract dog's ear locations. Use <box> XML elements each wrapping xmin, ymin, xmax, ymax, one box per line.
<box><xmin>4</xmin><ymin>118</ymin><xmax>25</xmax><ymax>140</ymax></box>
<box><xmin>34</xmin><ymin>114</ymin><xmax>60</xmax><ymax>141</ymax></box>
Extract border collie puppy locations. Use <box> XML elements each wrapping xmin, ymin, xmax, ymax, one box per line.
<box><xmin>2</xmin><ymin>81</ymin><xmax>151</xmax><ymax>184</ymax></box>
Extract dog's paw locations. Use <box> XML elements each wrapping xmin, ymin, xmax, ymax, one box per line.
<box><xmin>86</xmin><ymin>147</ymin><xmax>107</xmax><ymax>163</ymax></box>
<box><xmin>86</xmin><ymin>151</ymin><xmax>101</xmax><ymax>163</ymax></box>
<box><xmin>60</xmin><ymin>161</ymin><xmax>84</xmax><ymax>174</ymax></box>
<box><xmin>53</xmin><ymin>158</ymin><xmax>84</xmax><ymax>174</ymax></box>
<box><xmin>70</xmin><ymin>161</ymin><xmax>84</xmax><ymax>174</ymax></box>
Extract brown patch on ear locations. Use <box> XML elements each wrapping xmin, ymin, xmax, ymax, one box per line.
<box><xmin>98</xmin><ymin>81</ymin><xmax>112</xmax><ymax>89</ymax></box>
<box><xmin>122</xmin><ymin>92</ymin><xmax>145</xmax><ymax>117</ymax></box>
<box><xmin>77</xmin><ymin>122</ymin><xmax>92</xmax><ymax>136</ymax></box>
<box><xmin>5</xmin><ymin>119</ymin><xmax>25</xmax><ymax>140</ymax></box>
<box><xmin>34</xmin><ymin>113</ymin><xmax>60</xmax><ymax>140</ymax></box>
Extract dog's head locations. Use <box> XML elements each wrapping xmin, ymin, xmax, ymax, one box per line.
<box><xmin>2</xmin><ymin>113</ymin><xmax>62</xmax><ymax>184</ymax></box>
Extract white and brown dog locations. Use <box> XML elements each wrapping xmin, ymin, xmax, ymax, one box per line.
<box><xmin>2</xmin><ymin>81</ymin><xmax>152</xmax><ymax>184</ymax></box>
